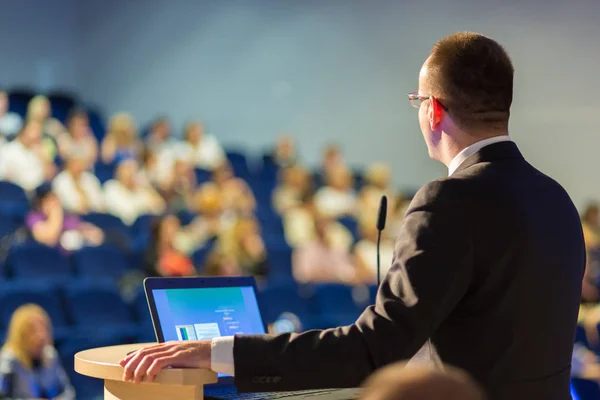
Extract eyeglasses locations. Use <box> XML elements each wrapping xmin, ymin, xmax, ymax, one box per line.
<box><xmin>407</xmin><ymin>92</ymin><xmax>448</xmax><ymax>110</ymax></box>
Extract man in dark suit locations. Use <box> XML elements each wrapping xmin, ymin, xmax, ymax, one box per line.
<box><xmin>121</xmin><ymin>32</ymin><xmax>585</xmax><ymax>400</ymax></box>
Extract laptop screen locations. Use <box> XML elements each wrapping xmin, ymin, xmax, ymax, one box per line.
<box><xmin>152</xmin><ymin>285</ymin><xmax>266</xmax><ymax>378</ymax></box>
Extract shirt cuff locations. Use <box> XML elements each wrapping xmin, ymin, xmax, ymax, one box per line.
<box><xmin>210</xmin><ymin>336</ymin><xmax>235</xmax><ymax>376</ymax></box>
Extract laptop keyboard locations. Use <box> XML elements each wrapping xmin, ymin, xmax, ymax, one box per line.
<box><xmin>205</xmin><ymin>387</ymin><xmax>338</xmax><ymax>399</ymax></box>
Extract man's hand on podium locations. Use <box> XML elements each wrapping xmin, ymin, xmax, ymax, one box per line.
<box><xmin>119</xmin><ymin>341</ymin><xmax>212</xmax><ymax>384</ymax></box>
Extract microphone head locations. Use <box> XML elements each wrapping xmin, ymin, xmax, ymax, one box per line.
<box><xmin>377</xmin><ymin>195</ymin><xmax>388</xmax><ymax>231</ymax></box>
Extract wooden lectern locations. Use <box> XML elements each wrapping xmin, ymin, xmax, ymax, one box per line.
<box><xmin>75</xmin><ymin>343</ymin><xmax>218</xmax><ymax>400</ymax></box>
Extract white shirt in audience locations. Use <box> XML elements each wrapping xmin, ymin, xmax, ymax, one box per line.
<box><xmin>179</xmin><ymin>134</ymin><xmax>226</xmax><ymax>170</ymax></box>
<box><xmin>104</xmin><ymin>180</ymin><xmax>160</xmax><ymax>225</ymax></box>
<box><xmin>354</xmin><ymin>239</ymin><xmax>395</xmax><ymax>281</ymax></box>
<box><xmin>314</xmin><ymin>187</ymin><xmax>357</xmax><ymax>218</ymax></box>
<box><xmin>283</xmin><ymin>208</ymin><xmax>353</xmax><ymax>251</ymax></box>
<box><xmin>52</xmin><ymin>170</ymin><xmax>105</xmax><ymax>214</ymax></box>
<box><xmin>0</xmin><ymin>112</ymin><xmax>23</xmax><ymax>138</ymax></box>
<box><xmin>0</xmin><ymin>140</ymin><xmax>45</xmax><ymax>190</ymax></box>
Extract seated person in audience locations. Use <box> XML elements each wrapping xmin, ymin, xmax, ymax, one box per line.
<box><xmin>179</xmin><ymin>121</ymin><xmax>226</xmax><ymax>171</ymax></box>
<box><xmin>314</xmin><ymin>166</ymin><xmax>357</xmax><ymax>218</ymax></box>
<box><xmin>52</xmin><ymin>155</ymin><xmax>105</xmax><ymax>214</ymax></box>
<box><xmin>361</xmin><ymin>361</ymin><xmax>485</xmax><ymax>400</ymax></box>
<box><xmin>56</xmin><ymin>108</ymin><xmax>98</xmax><ymax>168</ymax></box>
<box><xmin>354</xmin><ymin>217</ymin><xmax>395</xmax><ymax>283</ymax></box>
<box><xmin>572</xmin><ymin>341</ymin><xmax>600</xmax><ymax>383</ymax></box>
<box><xmin>144</xmin><ymin>215</ymin><xmax>196</xmax><ymax>277</ymax></box>
<box><xmin>26</xmin><ymin>96</ymin><xmax>64</xmax><ymax>162</ymax></box>
<box><xmin>386</xmin><ymin>194</ymin><xmax>409</xmax><ymax>236</ymax></box>
<box><xmin>203</xmin><ymin>250</ymin><xmax>243</xmax><ymax>277</ymax></box>
<box><xmin>292</xmin><ymin>213</ymin><xmax>356</xmax><ymax>284</ymax></box>
<box><xmin>160</xmin><ymin>157</ymin><xmax>197</xmax><ymax>214</ymax></box>
<box><xmin>358</xmin><ymin>163</ymin><xmax>397</xmax><ymax>225</ymax></box>
<box><xmin>26</xmin><ymin>184</ymin><xmax>103</xmax><ymax>253</ymax></box>
<box><xmin>100</xmin><ymin>112</ymin><xmax>142</xmax><ymax>164</ymax></box>
<box><xmin>321</xmin><ymin>143</ymin><xmax>346</xmax><ymax>176</ymax></box>
<box><xmin>217</xmin><ymin>216</ymin><xmax>269</xmax><ymax>279</ymax></box>
<box><xmin>272</xmin><ymin>165</ymin><xmax>313</xmax><ymax>215</ymax></box>
<box><xmin>104</xmin><ymin>159</ymin><xmax>166</xmax><ymax>225</ymax></box>
<box><xmin>212</xmin><ymin>163</ymin><xmax>256</xmax><ymax>216</ymax></box>
<box><xmin>146</xmin><ymin>116</ymin><xmax>176</xmax><ymax>152</ymax></box>
<box><xmin>0</xmin><ymin>304</ymin><xmax>75</xmax><ymax>400</ymax></box>
<box><xmin>0</xmin><ymin>121</ymin><xmax>55</xmax><ymax>191</ymax></box>
<box><xmin>284</xmin><ymin>195</ymin><xmax>353</xmax><ymax>251</ymax></box>
<box><xmin>272</xmin><ymin>135</ymin><xmax>298</xmax><ymax>168</ymax></box>
<box><xmin>175</xmin><ymin>183</ymin><xmax>235</xmax><ymax>254</ymax></box>
<box><xmin>0</xmin><ymin>91</ymin><xmax>23</xmax><ymax>139</ymax></box>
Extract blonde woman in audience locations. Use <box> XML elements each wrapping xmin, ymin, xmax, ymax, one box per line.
<box><xmin>272</xmin><ymin>165</ymin><xmax>312</xmax><ymax>215</ymax></box>
<box><xmin>26</xmin><ymin>95</ymin><xmax>64</xmax><ymax>162</ymax></box>
<box><xmin>272</xmin><ymin>135</ymin><xmax>298</xmax><ymax>168</ymax></box>
<box><xmin>283</xmin><ymin>195</ymin><xmax>353</xmax><ymax>251</ymax></box>
<box><xmin>104</xmin><ymin>159</ymin><xmax>165</xmax><ymax>225</ymax></box>
<box><xmin>358</xmin><ymin>163</ymin><xmax>397</xmax><ymax>225</ymax></box>
<box><xmin>52</xmin><ymin>155</ymin><xmax>105</xmax><ymax>214</ymax></box>
<box><xmin>0</xmin><ymin>304</ymin><xmax>75</xmax><ymax>400</ymax></box>
<box><xmin>292</xmin><ymin>212</ymin><xmax>356</xmax><ymax>284</ymax></box>
<box><xmin>100</xmin><ymin>112</ymin><xmax>141</xmax><ymax>164</ymax></box>
<box><xmin>203</xmin><ymin>250</ymin><xmax>243</xmax><ymax>277</ymax></box>
<box><xmin>213</xmin><ymin>163</ymin><xmax>256</xmax><ymax>215</ymax></box>
<box><xmin>321</xmin><ymin>144</ymin><xmax>346</xmax><ymax>175</ymax></box>
<box><xmin>175</xmin><ymin>183</ymin><xmax>234</xmax><ymax>254</ymax></box>
<box><xmin>314</xmin><ymin>166</ymin><xmax>357</xmax><ymax>218</ymax></box>
<box><xmin>180</xmin><ymin>121</ymin><xmax>226</xmax><ymax>171</ymax></box>
<box><xmin>57</xmin><ymin>109</ymin><xmax>98</xmax><ymax>168</ymax></box>
<box><xmin>0</xmin><ymin>121</ymin><xmax>55</xmax><ymax>191</ymax></box>
<box><xmin>354</xmin><ymin>217</ymin><xmax>395</xmax><ymax>283</ymax></box>
<box><xmin>217</xmin><ymin>216</ymin><xmax>269</xmax><ymax>279</ymax></box>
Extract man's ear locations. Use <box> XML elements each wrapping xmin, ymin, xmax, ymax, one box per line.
<box><xmin>428</xmin><ymin>96</ymin><xmax>443</xmax><ymax>130</ymax></box>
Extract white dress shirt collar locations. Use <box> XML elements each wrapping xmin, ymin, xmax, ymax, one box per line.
<box><xmin>448</xmin><ymin>135</ymin><xmax>512</xmax><ymax>176</ymax></box>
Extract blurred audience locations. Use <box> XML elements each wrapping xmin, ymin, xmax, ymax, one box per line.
<box><xmin>26</xmin><ymin>185</ymin><xmax>103</xmax><ymax>253</ymax></box>
<box><xmin>361</xmin><ymin>362</ymin><xmax>485</xmax><ymax>400</ymax></box>
<box><xmin>144</xmin><ymin>215</ymin><xmax>195</xmax><ymax>277</ymax></box>
<box><xmin>203</xmin><ymin>250</ymin><xmax>243</xmax><ymax>277</ymax></box>
<box><xmin>104</xmin><ymin>159</ymin><xmax>166</xmax><ymax>225</ymax></box>
<box><xmin>272</xmin><ymin>165</ymin><xmax>313</xmax><ymax>215</ymax></box>
<box><xmin>57</xmin><ymin>109</ymin><xmax>98</xmax><ymax>168</ymax></box>
<box><xmin>0</xmin><ymin>304</ymin><xmax>75</xmax><ymax>400</ymax></box>
<box><xmin>272</xmin><ymin>135</ymin><xmax>298</xmax><ymax>168</ymax></box>
<box><xmin>314</xmin><ymin>166</ymin><xmax>357</xmax><ymax>219</ymax></box>
<box><xmin>358</xmin><ymin>163</ymin><xmax>396</xmax><ymax>225</ymax></box>
<box><xmin>572</xmin><ymin>342</ymin><xmax>600</xmax><ymax>383</ymax></box>
<box><xmin>180</xmin><ymin>121</ymin><xmax>226</xmax><ymax>171</ymax></box>
<box><xmin>0</xmin><ymin>121</ymin><xmax>55</xmax><ymax>191</ymax></box>
<box><xmin>0</xmin><ymin>91</ymin><xmax>23</xmax><ymax>139</ymax></box>
<box><xmin>52</xmin><ymin>155</ymin><xmax>105</xmax><ymax>214</ymax></box>
<box><xmin>217</xmin><ymin>216</ymin><xmax>269</xmax><ymax>279</ymax></box>
<box><xmin>161</xmin><ymin>158</ymin><xmax>197</xmax><ymax>214</ymax></box>
<box><xmin>213</xmin><ymin>163</ymin><xmax>256</xmax><ymax>216</ymax></box>
<box><xmin>321</xmin><ymin>144</ymin><xmax>346</xmax><ymax>176</ymax></box>
<box><xmin>354</xmin><ymin>217</ymin><xmax>395</xmax><ymax>283</ymax></box>
<box><xmin>292</xmin><ymin>213</ymin><xmax>356</xmax><ymax>284</ymax></box>
<box><xmin>100</xmin><ymin>112</ymin><xmax>141</xmax><ymax>164</ymax></box>
<box><xmin>26</xmin><ymin>96</ymin><xmax>63</xmax><ymax>162</ymax></box>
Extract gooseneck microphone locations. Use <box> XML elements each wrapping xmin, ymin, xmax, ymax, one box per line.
<box><xmin>376</xmin><ymin>195</ymin><xmax>388</xmax><ymax>287</ymax></box>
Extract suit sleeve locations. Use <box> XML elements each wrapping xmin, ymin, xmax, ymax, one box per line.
<box><xmin>233</xmin><ymin>180</ymin><xmax>474</xmax><ymax>392</ymax></box>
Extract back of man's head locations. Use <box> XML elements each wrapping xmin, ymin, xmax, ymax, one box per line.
<box><xmin>361</xmin><ymin>362</ymin><xmax>486</xmax><ymax>400</ymax></box>
<box><xmin>426</xmin><ymin>32</ymin><xmax>514</xmax><ymax>133</ymax></box>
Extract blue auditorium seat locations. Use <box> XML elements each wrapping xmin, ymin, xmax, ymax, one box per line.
<box><xmin>131</xmin><ymin>286</ymin><xmax>156</xmax><ymax>343</ymax></box>
<box><xmin>194</xmin><ymin>168</ymin><xmax>212</xmax><ymax>185</ymax></box>
<box><xmin>572</xmin><ymin>377</ymin><xmax>600</xmax><ymax>400</ymax></box>
<box><xmin>47</xmin><ymin>91</ymin><xmax>77</xmax><ymax>124</ymax></box>
<box><xmin>193</xmin><ymin>246</ymin><xmax>213</xmax><ymax>270</ymax></box>
<box><xmin>260</xmin><ymin>154</ymin><xmax>278</xmax><ymax>183</ymax></box>
<box><xmin>8</xmin><ymin>242</ymin><xmax>72</xmax><ymax>282</ymax></box>
<box><xmin>0</xmin><ymin>181</ymin><xmax>29</xmax><ymax>219</ymax></box>
<box><xmin>94</xmin><ymin>162</ymin><xmax>116</xmax><ymax>184</ymax></box>
<box><xmin>259</xmin><ymin>283</ymin><xmax>314</xmax><ymax>329</ymax></box>
<box><xmin>8</xmin><ymin>89</ymin><xmax>35</xmax><ymax>117</ymax></box>
<box><xmin>311</xmin><ymin>284</ymin><xmax>366</xmax><ymax>328</ymax></box>
<box><xmin>86</xmin><ymin>106</ymin><xmax>106</xmax><ymax>141</ymax></box>
<box><xmin>59</xmin><ymin>331</ymin><xmax>129</xmax><ymax>400</ymax></box>
<box><xmin>353</xmin><ymin>168</ymin><xmax>365</xmax><ymax>191</ymax></box>
<box><xmin>265</xmin><ymin>247</ymin><xmax>294</xmax><ymax>286</ymax></box>
<box><xmin>64</xmin><ymin>281</ymin><xmax>136</xmax><ymax>336</ymax></box>
<box><xmin>73</xmin><ymin>244</ymin><xmax>129</xmax><ymax>279</ymax></box>
<box><xmin>131</xmin><ymin>214</ymin><xmax>154</xmax><ymax>239</ymax></box>
<box><xmin>338</xmin><ymin>216</ymin><xmax>360</xmax><ymax>242</ymax></box>
<box><xmin>0</xmin><ymin>214</ymin><xmax>23</xmax><ymax>238</ymax></box>
<box><xmin>0</xmin><ymin>282</ymin><xmax>69</xmax><ymax>338</ymax></box>
<box><xmin>226</xmin><ymin>150</ymin><xmax>252</xmax><ymax>180</ymax></box>
<box><xmin>81</xmin><ymin>212</ymin><xmax>131</xmax><ymax>248</ymax></box>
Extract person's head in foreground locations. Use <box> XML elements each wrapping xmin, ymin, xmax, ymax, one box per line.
<box><xmin>410</xmin><ymin>31</ymin><xmax>513</xmax><ymax>167</ymax></box>
<box><xmin>361</xmin><ymin>362</ymin><xmax>486</xmax><ymax>400</ymax></box>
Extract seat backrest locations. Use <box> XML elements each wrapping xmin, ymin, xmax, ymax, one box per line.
<box><xmin>312</xmin><ymin>283</ymin><xmax>362</xmax><ymax>315</ymax></box>
<box><xmin>9</xmin><ymin>243</ymin><xmax>72</xmax><ymax>280</ymax></box>
<box><xmin>73</xmin><ymin>244</ymin><xmax>129</xmax><ymax>279</ymax></box>
<box><xmin>258</xmin><ymin>283</ymin><xmax>310</xmax><ymax>325</ymax></box>
<box><xmin>64</xmin><ymin>283</ymin><xmax>132</xmax><ymax>326</ymax></box>
<box><xmin>0</xmin><ymin>283</ymin><xmax>68</xmax><ymax>330</ymax></box>
<box><xmin>0</xmin><ymin>181</ymin><xmax>29</xmax><ymax>218</ymax></box>
<box><xmin>572</xmin><ymin>377</ymin><xmax>600</xmax><ymax>399</ymax></box>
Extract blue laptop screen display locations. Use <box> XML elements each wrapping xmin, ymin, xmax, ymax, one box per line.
<box><xmin>153</xmin><ymin>286</ymin><xmax>266</xmax><ymax>343</ymax></box>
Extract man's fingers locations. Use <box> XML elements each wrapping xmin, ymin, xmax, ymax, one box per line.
<box><xmin>122</xmin><ymin>344</ymin><xmax>169</xmax><ymax>381</ymax></box>
<box><xmin>132</xmin><ymin>348</ymin><xmax>178</xmax><ymax>384</ymax></box>
<box><xmin>146</xmin><ymin>355</ymin><xmax>176</xmax><ymax>382</ymax></box>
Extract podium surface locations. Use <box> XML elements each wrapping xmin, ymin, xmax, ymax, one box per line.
<box><xmin>75</xmin><ymin>343</ymin><xmax>218</xmax><ymax>400</ymax></box>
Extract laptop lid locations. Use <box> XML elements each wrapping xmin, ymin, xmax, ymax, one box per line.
<box><xmin>144</xmin><ymin>276</ymin><xmax>267</xmax><ymax>386</ymax></box>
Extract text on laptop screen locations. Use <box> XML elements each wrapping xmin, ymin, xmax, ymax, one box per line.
<box><xmin>152</xmin><ymin>286</ymin><xmax>266</xmax><ymax>342</ymax></box>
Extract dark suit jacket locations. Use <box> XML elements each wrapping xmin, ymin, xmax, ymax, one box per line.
<box><xmin>234</xmin><ymin>142</ymin><xmax>585</xmax><ymax>400</ymax></box>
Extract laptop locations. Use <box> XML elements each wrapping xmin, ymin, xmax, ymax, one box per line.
<box><xmin>144</xmin><ymin>276</ymin><xmax>361</xmax><ymax>400</ymax></box>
